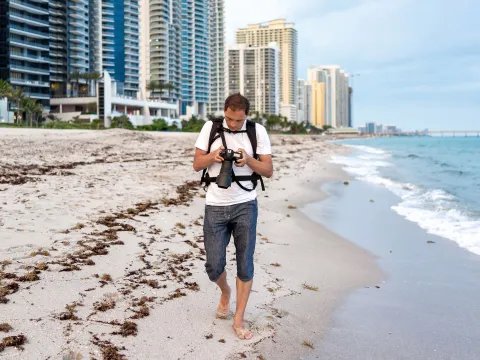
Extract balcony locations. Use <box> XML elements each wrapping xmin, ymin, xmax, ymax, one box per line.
<box><xmin>124</xmin><ymin>28</ymin><xmax>138</xmax><ymax>36</ymax></box>
<box><xmin>10</xmin><ymin>64</ymin><xmax>50</xmax><ymax>75</ymax></box>
<box><xmin>10</xmin><ymin>13</ymin><xmax>49</xmax><ymax>27</ymax></box>
<box><xmin>50</xmin><ymin>75</ymin><xmax>66</xmax><ymax>83</ymax></box>
<box><xmin>50</xmin><ymin>67</ymin><xmax>66</xmax><ymax>74</ymax></box>
<box><xmin>69</xmin><ymin>36</ymin><xmax>89</xmax><ymax>45</ymax></box>
<box><xmin>70</xmin><ymin>53</ymin><xmax>89</xmax><ymax>61</ymax></box>
<box><xmin>23</xmin><ymin>91</ymin><xmax>50</xmax><ymax>100</ymax></box>
<box><xmin>10</xmin><ymin>0</ymin><xmax>49</xmax><ymax>15</ymax></box>
<box><xmin>10</xmin><ymin>38</ymin><xmax>49</xmax><ymax>51</ymax></box>
<box><xmin>10</xmin><ymin>78</ymin><xmax>50</xmax><ymax>88</ymax></box>
<box><xmin>70</xmin><ymin>64</ymin><xmax>89</xmax><ymax>70</ymax></box>
<box><xmin>70</xmin><ymin>28</ymin><xmax>88</xmax><ymax>37</ymax></box>
<box><xmin>70</xmin><ymin>21</ymin><xmax>89</xmax><ymax>29</ymax></box>
<box><xmin>70</xmin><ymin>44</ymin><xmax>88</xmax><ymax>52</ymax></box>
<box><xmin>69</xmin><ymin>12</ymin><xmax>87</xmax><ymax>21</ymax></box>
<box><xmin>69</xmin><ymin>4</ymin><xmax>87</xmax><ymax>13</ymax></box>
<box><xmin>10</xmin><ymin>52</ymin><xmax>49</xmax><ymax>63</ymax></box>
<box><xmin>10</xmin><ymin>25</ymin><xmax>49</xmax><ymax>39</ymax></box>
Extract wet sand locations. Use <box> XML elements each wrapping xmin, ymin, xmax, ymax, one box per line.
<box><xmin>305</xmin><ymin>180</ymin><xmax>480</xmax><ymax>360</ymax></box>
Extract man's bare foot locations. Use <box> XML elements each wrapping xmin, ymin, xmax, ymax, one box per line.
<box><xmin>232</xmin><ymin>319</ymin><xmax>253</xmax><ymax>340</ymax></box>
<box><xmin>216</xmin><ymin>286</ymin><xmax>231</xmax><ymax>319</ymax></box>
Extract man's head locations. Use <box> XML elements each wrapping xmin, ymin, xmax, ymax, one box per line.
<box><xmin>224</xmin><ymin>93</ymin><xmax>250</xmax><ymax>131</ymax></box>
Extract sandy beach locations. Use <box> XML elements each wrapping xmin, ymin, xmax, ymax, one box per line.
<box><xmin>0</xmin><ymin>128</ymin><xmax>380</xmax><ymax>360</ymax></box>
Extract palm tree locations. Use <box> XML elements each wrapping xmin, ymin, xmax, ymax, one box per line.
<box><xmin>146</xmin><ymin>80</ymin><xmax>162</xmax><ymax>99</ymax></box>
<box><xmin>164</xmin><ymin>83</ymin><xmax>175</xmax><ymax>100</ymax></box>
<box><xmin>0</xmin><ymin>79</ymin><xmax>12</xmax><ymax>99</ymax></box>
<box><xmin>11</xmin><ymin>88</ymin><xmax>24</xmax><ymax>124</ymax></box>
<box><xmin>89</xmin><ymin>71</ymin><xmax>102</xmax><ymax>97</ymax></box>
<box><xmin>69</xmin><ymin>71</ymin><xmax>81</xmax><ymax>97</ymax></box>
<box><xmin>20</xmin><ymin>97</ymin><xmax>38</xmax><ymax>127</ymax></box>
<box><xmin>78</xmin><ymin>72</ymin><xmax>90</xmax><ymax>96</ymax></box>
<box><xmin>32</xmin><ymin>101</ymin><xmax>43</xmax><ymax>127</ymax></box>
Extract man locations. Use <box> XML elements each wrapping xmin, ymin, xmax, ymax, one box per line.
<box><xmin>193</xmin><ymin>93</ymin><xmax>273</xmax><ymax>340</ymax></box>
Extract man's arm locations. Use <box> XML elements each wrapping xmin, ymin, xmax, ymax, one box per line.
<box><xmin>193</xmin><ymin>146</ymin><xmax>224</xmax><ymax>172</ymax></box>
<box><xmin>236</xmin><ymin>150</ymin><xmax>273</xmax><ymax>178</ymax></box>
<box><xmin>248</xmin><ymin>154</ymin><xmax>273</xmax><ymax>178</ymax></box>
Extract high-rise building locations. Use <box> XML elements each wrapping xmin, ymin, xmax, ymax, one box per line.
<box><xmin>297</xmin><ymin>79</ymin><xmax>306</xmax><ymax>123</ymax></box>
<box><xmin>1</xmin><ymin>0</ymin><xmax>140</xmax><ymax>109</ymax></box>
<box><xmin>208</xmin><ymin>0</ymin><xmax>225</xmax><ymax>116</ymax></box>
<box><xmin>50</xmin><ymin>1</ymin><xmax>69</xmax><ymax>97</ymax></box>
<box><xmin>297</xmin><ymin>79</ymin><xmax>312</xmax><ymax>124</ymax></box>
<box><xmin>181</xmin><ymin>0</ymin><xmax>210</xmax><ymax>118</ymax></box>
<box><xmin>366</xmin><ymin>122</ymin><xmax>376</xmax><ymax>134</ymax></box>
<box><xmin>348</xmin><ymin>87</ymin><xmax>352</xmax><ymax>127</ymax></box>
<box><xmin>97</xmin><ymin>0</ymin><xmax>140</xmax><ymax>97</ymax></box>
<box><xmin>0</xmin><ymin>0</ymin><xmax>51</xmax><ymax>109</ymax></box>
<box><xmin>140</xmin><ymin>0</ymin><xmax>181</xmax><ymax>103</ymax></box>
<box><xmin>308</xmin><ymin>65</ymin><xmax>350</xmax><ymax>128</ymax></box>
<box><xmin>236</xmin><ymin>19</ymin><xmax>298</xmax><ymax>119</ymax></box>
<box><xmin>304</xmin><ymin>82</ymin><xmax>312</xmax><ymax>125</ymax></box>
<box><xmin>311</xmin><ymin>81</ymin><xmax>325</xmax><ymax>127</ymax></box>
<box><xmin>227</xmin><ymin>43</ymin><xmax>280</xmax><ymax>116</ymax></box>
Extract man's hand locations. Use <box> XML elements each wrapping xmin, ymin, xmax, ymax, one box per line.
<box><xmin>235</xmin><ymin>148</ymin><xmax>251</xmax><ymax>167</ymax></box>
<box><xmin>212</xmin><ymin>146</ymin><xmax>225</xmax><ymax>163</ymax></box>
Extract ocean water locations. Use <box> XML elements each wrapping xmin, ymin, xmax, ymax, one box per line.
<box><xmin>330</xmin><ymin>137</ymin><xmax>480</xmax><ymax>255</ymax></box>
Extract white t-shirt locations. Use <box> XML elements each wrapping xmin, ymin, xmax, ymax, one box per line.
<box><xmin>195</xmin><ymin>119</ymin><xmax>272</xmax><ymax>206</ymax></box>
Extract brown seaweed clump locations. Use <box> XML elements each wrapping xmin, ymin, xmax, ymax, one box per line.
<box><xmin>112</xmin><ymin>321</ymin><xmax>137</xmax><ymax>337</ymax></box>
<box><xmin>0</xmin><ymin>334</ymin><xmax>26</xmax><ymax>352</ymax></box>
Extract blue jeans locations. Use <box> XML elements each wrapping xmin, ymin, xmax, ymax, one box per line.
<box><xmin>203</xmin><ymin>199</ymin><xmax>258</xmax><ymax>282</ymax></box>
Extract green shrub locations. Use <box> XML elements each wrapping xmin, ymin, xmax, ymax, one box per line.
<box><xmin>111</xmin><ymin>115</ymin><xmax>134</xmax><ymax>130</ymax></box>
<box><xmin>181</xmin><ymin>115</ymin><xmax>205</xmax><ymax>132</ymax></box>
<box><xmin>90</xmin><ymin>118</ymin><xmax>105</xmax><ymax>129</ymax></box>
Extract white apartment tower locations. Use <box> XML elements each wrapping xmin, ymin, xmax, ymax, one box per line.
<box><xmin>228</xmin><ymin>43</ymin><xmax>280</xmax><ymax>116</ymax></box>
<box><xmin>208</xmin><ymin>0</ymin><xmax>226</xmax><ymax>116</ymax></box>
<box><xmin>139</xmin><ymin>0</ymin><xmax>182</xmax><ymax>103</ymax></box>
<box><xmin>236</xmin><ymin>19</ymin><xmax>297</xmax><ymax>120</ymax></box>
<box><xmin>297</xmin><ymin>79</ymin><xmax>306</xmax><ymax>123</ymax></box>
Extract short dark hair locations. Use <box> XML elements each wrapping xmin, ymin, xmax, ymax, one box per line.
<box><xmin>224</xmin><ymin>93</ymin><xmax>250</xmax><ymax>115</ymax></box>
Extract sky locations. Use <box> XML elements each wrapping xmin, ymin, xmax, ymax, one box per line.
<box><xmin>225</xmin><ymin>0</ymin><xmax>480</xmax><ymax>131</ymax></box>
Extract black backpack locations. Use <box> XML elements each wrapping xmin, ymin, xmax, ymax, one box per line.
<box><xmin>200</xmin><ymin>118</ymin><xmax>265</xmax><ymax>192</ymax></box>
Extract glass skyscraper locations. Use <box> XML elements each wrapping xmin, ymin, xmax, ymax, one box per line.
<box><xmin>180</xmin><ymin>0</ymin><xmax>209</xmax><ymax>117</ymax></box>
<box><xmin>0</xmin><ymin>0</ymin><xmax>140</xmax><ymax>106</ymax></box>
<box><xmin>0</xmin><ymin>0</ymin><xmax>51</xmax><ymax>108</ymax></box>
<box><xmin>101</xmin><ymin>0</ymin><xmax>139</xmax><ymax>97</ymax></box>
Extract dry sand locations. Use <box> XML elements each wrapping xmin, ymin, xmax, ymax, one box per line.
<box><xmin>0</xmin><ymin>128</ymin><xmax>380</xmax><ymax>359</ymax></box>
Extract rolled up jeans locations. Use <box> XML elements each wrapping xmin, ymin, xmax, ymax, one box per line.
<box><xmin>203</xmin><ymin>199</ymin><xmax>258</xmax><ymax>282</ymax></box>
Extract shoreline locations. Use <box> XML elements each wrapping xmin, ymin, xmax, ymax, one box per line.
<box><xmin>0</xmin><ymin>129</ymin><xmax>381</xmax><ymax>359</ymax></box>
<box><xmin>307</xmin><ymin>180</ymin><xmax>480</xmax><ymax>358</ymax></box>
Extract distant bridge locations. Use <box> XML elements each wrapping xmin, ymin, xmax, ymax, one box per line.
<box><xmin>427</xmin><ymin>130</ymin><xmax>480</xmax><ymax>137</ymax></box>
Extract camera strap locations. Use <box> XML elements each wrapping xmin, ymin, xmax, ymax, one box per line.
<box><xmin>200</xmin><ymin>119</ymin><xmax>265</xmax><ymax>192</ymax></box>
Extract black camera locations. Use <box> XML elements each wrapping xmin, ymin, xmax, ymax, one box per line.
<box><xmin>216</xmin><ymin>149</ymin><xmax>243</xmax><ymax>189</ymax></box>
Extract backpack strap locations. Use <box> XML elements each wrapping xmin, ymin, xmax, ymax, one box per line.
<box><xmin>246</xmin><ymin>120</ymin><xmax>257</xmax><ymax>159</ymax></box>
<box><xmin>206</xmin><ymin>118</ymin><xmax>224</xmax><ymax>153</ymax></box>
<box><xmin>245</xmin><ymin>119</ymin><xmax>265</xmax><ymax>191</ymax></box>
<box><xmin>201</xmin><ymin>119</ymin><xmax>224</xmax><ymax>187</ymax></box>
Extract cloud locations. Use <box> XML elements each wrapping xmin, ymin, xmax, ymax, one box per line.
<box><xmin>297</xmin><ymin>0</ymin><xmax>480</xmax><ymax>66</ymax></box>
<box><xmin>224</xmin><ymin>0</ymin><xmax>480</xmax><ymax>130</ymax></box>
